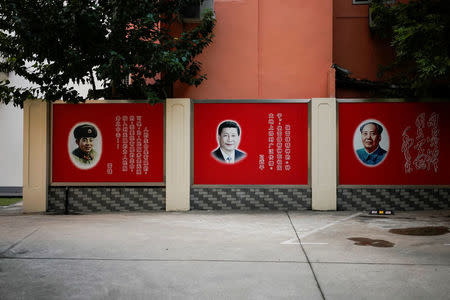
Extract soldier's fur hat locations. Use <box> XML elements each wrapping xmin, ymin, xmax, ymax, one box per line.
<box><xmin>74</xmin><ymin>124</ymin><xmax>97</xmax><ymax>139</ymax></box>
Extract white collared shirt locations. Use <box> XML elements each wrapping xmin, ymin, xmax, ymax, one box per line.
<box><xmin>220</xmin><ymin>148</ymin><xmax>235</xmax><ymax>163</ymax></box>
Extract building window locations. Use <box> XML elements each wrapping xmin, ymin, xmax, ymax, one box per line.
<box><xmin>182</xmin><ymin>0</ymin><xmax>215</xmax><ymax>22</ymax></box>
<box><xmin>353</xmin><ymin>0</ymin><xmax>395</xmax><ymax>4</ymax></box>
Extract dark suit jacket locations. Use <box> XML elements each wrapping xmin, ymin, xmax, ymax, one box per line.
<box><xmin>212</xmin><ymin>148</ymin><xmax>246</xmax><ymax>163</ymax></box>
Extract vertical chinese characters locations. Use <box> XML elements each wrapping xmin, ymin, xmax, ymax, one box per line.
<box><xmin>276</xmin><ymin>113</ymin><xmax>283</xmax><ymax>171</ymax></box>
<box><xmin>267</xmin><ymin>113</ymin><xmax>275</xmax><ymax>170</ymax></box>
<box><xmin>143</xmin><ymin>126</ymin><xmax>150</xmax><ymax>175</ymax></box>
<box><xmin>136</xmin><ymin>116</ymin><xmax>143</xmax><ymax>175</ymax></box>
<box><xmin>262</xmin><ymin>113</ymin><xmax>292</xmax><ymax>172</ymax></box>
<box><xmin>122</xmin><ymin>116</ymin><xmax>128</xmax><ymax>172</ymax></box>
<box><xmin>116</xmin><ymin>115</ymin><xmax>149</xmax><ymax>175</ymax></box>
<box><xmin>129</xmin><ymin>116</ymin><xmax>136</xmax><ymax>173</ymax></box>
<box><xmin>401</xmin><ymin>112</ymin><xmax>439</xmax><ymax>174</ymax></box>
<box><xmin>110</xmin><ymin>115</ymin><xmax>122</xmax><ymax>174</ymax></box>
<box><xmin>285</xmin><ymin>124</ymin><xmax>291</xmax><ymax>171</ymax></box>
<box><xmin>115</xmin><ymin>116</ymin><xmax>121</xmax><ymax>149</ymax></box>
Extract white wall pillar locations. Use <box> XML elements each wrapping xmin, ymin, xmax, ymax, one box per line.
<box><xmin>23</xmin><ymin>100</ymin><xmax>49</xmax><ymax>213</ymax></box>
<box><xmin>311</xmin><ymin>98</ymin><xmax>337</xmax><ymax>210</ymax></box>
<box><xmin>165</xmin><ymin>98</ymin><xmax>191</xmax><ymax>211</ymax></box>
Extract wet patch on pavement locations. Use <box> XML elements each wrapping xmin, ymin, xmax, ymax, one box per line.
<box><xmin>348</xmin><ymin>237</ymin><xmax>395</xmax><ymax>248</ymax></box>
<box><xmin>389</xmin><ymin>226</ymin><xmax>449</xmax><ymax>236</ymax></box>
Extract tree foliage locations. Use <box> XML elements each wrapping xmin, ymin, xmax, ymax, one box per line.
<box><xmin>0</xmin><ymin>0</ymin><xmax>215</xmax><ymax>106</ymax></box>
<box><xmin>370</xmin><ymin>0</ymin><xmax>450</xmax><ymax>97</ymax></box>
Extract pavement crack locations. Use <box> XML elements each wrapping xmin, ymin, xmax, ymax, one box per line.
<box><xmin>0</xmin><ymin>257</ymin><xmax>308</xmax><ymax>264</ymax></box>
<box><xmin>310</xmin><ymin>261</ymin><xmax>450</xmax><ymax>267</ymax></box>
<box><xmin>1</xmin><ymin>256</ymin><xmax>448</xmax><ymax>267</ymax></box>
<box><xmin>287</xmin><ymin>211</ymin><xmax>326</xmax><ymax>300</ymax></box>
<box><xmin>0</xmin><ymin>227</ymin><xmax>40</xmax><ymax>257</ymax></box>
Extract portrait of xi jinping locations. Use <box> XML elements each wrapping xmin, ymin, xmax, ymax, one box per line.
<box><xmin>70</xmin><ymin>123</ymin><xmax>101</xmax><ymax>168</ymax></box>
<box><xmin>212</xmin><ymin>120</ymin><xmax>246</xmax><ymax>164</ymax></box>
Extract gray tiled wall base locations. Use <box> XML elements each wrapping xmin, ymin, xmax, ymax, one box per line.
<box><xmin>191</xmin><ymin>188</ymin><xmax>312</xmax><ymax>210</ymax></box>
<box><xmin>48</xmin><ymin>187</ymin><xmax>165</xmax><ymax>213</ymax></box>
<box><xmin>48</xmin><ymin>187</ymin><xmax>448</xmax><ymax>212</ymax></box>
<box><xmin>337</xmin><ymin>188</ymin><xmax>450</xmax><ymax>211</ymax></box>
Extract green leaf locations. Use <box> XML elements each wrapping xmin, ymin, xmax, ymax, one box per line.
<box><xmin>0</xmin><ymin>0</ymin><xmax>216</xmax><ymax>104</ymax></box>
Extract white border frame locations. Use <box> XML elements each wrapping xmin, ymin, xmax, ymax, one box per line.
<box><xmin>336</xmin><ymin>98</ymin><xmax>450</xmax><ymax>188</ymax></box>
<box><xmin>50</xmin><ymin>100</ymin><xmax>165</xmax><ymax>187</ymax></box>
<box><xmin>191</xmin><ymin>99</ymin><xmax>311</xmax><ymax>189</ymax></box>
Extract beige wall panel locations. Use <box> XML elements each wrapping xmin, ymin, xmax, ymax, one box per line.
<box><xmin>311</xmin><ymin>98</ymin><xmax>337</xmax><ymax>210</ymax></box>
<box><xmin>165</xmin><ymin>98</ymin><xmax>191</xmax><ymax>211</ymax></box>
<box><xmin>23</xmin><ymin>100</ymin><xmax>48</xmax><ymax>213</ymax></box>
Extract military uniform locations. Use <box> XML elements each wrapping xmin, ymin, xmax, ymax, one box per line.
<box><xmin>72</xmin><ymin>147</ymin><xmax>98</xmax><ymax>164</ymax></box>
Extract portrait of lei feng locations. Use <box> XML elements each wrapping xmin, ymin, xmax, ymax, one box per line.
<box><xmin>69</xmin><ymin>123</ymin><xmax>102</xmax><ymax>169</ymax></box>
<box><xmin>212</xmin><ymin>120</ymin><xmax>246</xmax><ymax>164</ymax></box>
<box><xmin>354</xmin><ymin>120</ymin><xmax>389</xmax><ymax>166</ymax></box>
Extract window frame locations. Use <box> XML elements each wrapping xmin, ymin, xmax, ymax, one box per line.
<box><xmin>353</xmin><ymin>0</ymin><xmax>395</xmax><ymax>5</ymax></box>
<box><xmin>353</xmin><ymin>0</ymin><xmax>370</xmax><ymax>4</ymax></box>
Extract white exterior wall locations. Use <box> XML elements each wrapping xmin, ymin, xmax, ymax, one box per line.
<box><xmin>0</xmin><ymin>71</ymin><xmax>94</xmax><ymax>190</ymax></box>
<box><xmin>0</xmin><ymin>102</ymin><xmax>23</xmax><ymax>187</ymax></box>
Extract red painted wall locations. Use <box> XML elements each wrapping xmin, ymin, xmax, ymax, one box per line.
<box><xmin>339</xmin><ymin>102</ymin><xmax>450</xmax><ymax>185</ymax></box>
<box><xmin>193</xmin><ymin>102</ymin><xmax>309</xmax><ymax>184</ymax></box>
<box><xmin>174</xmin><ymin>0</ymin><xmax>333</xmax><ymax>99</ymax></box>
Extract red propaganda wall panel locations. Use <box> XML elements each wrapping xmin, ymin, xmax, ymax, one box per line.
<box><xmin>52</xmin><ymin>103</ymin><xmax>164</xmax><ymax>183</ymax></box>
<box><xmin>194</xmin><ymin>102</ymin><xmax>309</xmax><ymax>185</ymax></box>
<box><xmin>339</xmin><ymin>102</ymin><xmax>450</xmax><ymax>185</ymax></box>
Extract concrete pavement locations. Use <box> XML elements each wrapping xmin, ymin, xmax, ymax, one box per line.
<box><xmin>0</xmin><ymin>209</ymin><xmax>449</xmax><ymax>299</ymax></box>
<box><xmin>0</xmin><ymin>200</ymin><xmax>23</xmax><ymax>215</ymax></box>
